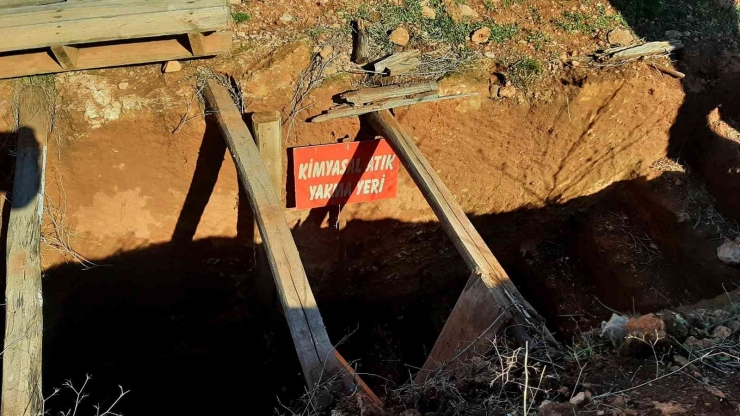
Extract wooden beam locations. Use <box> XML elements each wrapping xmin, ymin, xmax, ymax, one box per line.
<box><xmin>2</xmin><ymin>85</ymin><xmax>48</xmax><ymax>416</ymax></box>
<box><xmin>351</xmin><ymin>19</ymin><xmax>370</xmax><ymax>65</ymax></box>
<box><xmin>373</xmin><ymin>50</ymin><xmax>420</xmax><ymax>73</ymax></box>
<box><xmin>251</xmin><ymin>111</ymin><xmax>282</xmax><ymax>304</ymax></box>
<box><xmin>50</xmin><ymin>45</ymin><xmax>79</xmax><ymax>70</ymax></box>
<box><xmin>0</xmin><ymin>32</ymin><xmax>232</xmax><ymax>80</ymax></box>
<box><xmin>364</xmin><ymin>110</ymin><xmax>547</xmax><ymax>384</ymax></box>
<box><xmin>202</xmin><ymin>80</ymin><xmax>348</xmax><ymax>391</ymax></box>
<box><xmin>310</xmin><ymin>93</ymin><xmax>476</xmax><ymax>123</ymax></box>
<box><xmin>187</xmin><ymin>33</ymin><xmax>207</xmax><ymax>56</ymax></box>
<box><xmin>341</xmin><ymin>82</ymin><xmax>438</xmax><ymax>106</ymax></box>
<box><xmin>0</xmin><ymin>0</ymin><xmax>229</xmax><ymax>53</ymax></box>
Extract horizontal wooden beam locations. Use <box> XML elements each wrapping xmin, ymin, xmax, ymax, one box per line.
<box><xmin>340</xmin><ymin>82</ymin><xmax>438</xmax><ymax>106</ymax></box>
<box><xmin>310</xmin><ymin>93</ymin><xmax>476</xmax><ymax>123</ymax></box>
<box><xmin>0</xmin><ymin>32</ymin><xmax>231</xmax><ymax>80</ymax></box>
<box><xmin>0</xmin><ymin>0</ymin><xmax>229</xmax><ymax>53</ymax></box>
<box><xmin>364</xmin><ymin>110</ymin><xmax>547</xmax><ymax>383</ymax></box>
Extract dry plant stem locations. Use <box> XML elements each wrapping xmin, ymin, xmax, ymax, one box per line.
<box><xmin>593</xmin><ymin>351</ymin><xmax>740</xmax><ymax>399</ymax></box>
<box><xmin>626</xmin><ymin>330</ymin><xmax>665</xmax><ymax>379</ymax></box>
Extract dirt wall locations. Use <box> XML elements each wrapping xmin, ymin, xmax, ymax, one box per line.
<box><xmin>0</xmin><ymin>52</ymin><xmax>684</xmax><ymax>281</ymax></box>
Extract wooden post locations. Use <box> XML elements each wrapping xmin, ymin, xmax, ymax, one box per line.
<box><xmin>2</xmin><ymin>86</ymin><xmax>48</xmax><ymax>416</ymax></box>
<box><xmin>50</xmin><ymin>45</ymin><xmax>79</xmax><ymax>70</ymax></box>
<box><xmin>250</xmin><ymin>111</ymin><xmax>282</xmax><ymax>304</ymax></box>
<box><xmin>251</xmin><ymin>111</ymin><xmax>283</xmax><ymax>233</ymax></box>
<box><xmin>352</xmin><ymin>19</ymin><xmax>370</xmax><ymax>65</ymax></box>
<box><xmin>364</xmin><ymin>110</ymin><xmax>547</xmax><ymax>383</ymax></box>
<box><xmin>203</xmin><ymin>81</ymin><xmax>380</xmax><ymax>402</ymax></box>
<box><xmin>187</xmin><ymin>33</ymin><xmax>206</xmax><ymax>56</ymax></box>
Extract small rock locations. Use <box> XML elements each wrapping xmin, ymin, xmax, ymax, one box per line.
<box><xmin>665</xmin><ymin>30</ymin><xmax>683</xmax><ymax>39</ymax></box>
<box><xmin>712</xmin><ymin>325</ymin><xmax>732</xmax><ymax>339</ymax></box>
<box><xmin>569</xmin><ymin>391</ymin><xmax>591</xmax><ymax>406</ymax></box>
<box><xmin>601</xmin><ymin>313</ymin><xmax>629</xmax><ymax>345</ymax></box>
<box><xmin>162</xmin><ymin>61</ymin><xmax>182</xmax><ymax>73</ymax></box>
<box><xmin>117</xmin><ymin>82</ymin><xmax>129</xmax><ymax>90</ymax></box>
<box><xmin>279</xmin><ymin>12</ymin><xmax>293</xmax><ymax>23</ymax></box>
<box><xmin>459</xmin><ymin>4</ymin><xmax>479</xmax><ymax>19</ymax></box>
<box><xmin>652</xmin><ymin>401</ymin><xmax>688</xmax><ymax>415</ymax></box>
<box><xmin>470</xmin><ymin>27</ymin><xmax>491</xmax><ymax>44</ymax></box>
<box><xmin>673</xmin><ymin>355</ymin><xmax>690</xmax><ymax>366</ymax></box>
<box><xmin>729</xmin><ymin>321</ymin><xmax>740</xmax><ymax>332</ymax></box>
<box><xmin>557</xmin><ymin>386</ymin><xmax>570</xmax><ymax>396</ymax></box>
<box><xmin>717</xmin><ymin>238</ymin><xmax>740</xmax><ymax>265</ymax></box>
<box><xmin>389</xmin><ymin>27</ymin><xmax>410</xmax><ymax>46</ymax></box>
<box><xmin>611</xmin><ymin>396</ymin><xmax>626</xmax><ymax>408</ymax></box>
<box><xmin>445</xmin><ymin>0</ymin><xmax>479</xmax><ymax>23</ymax></box>
<box><xmin>686</xmin><ymin>336</ymin><xmax>715</xmax><ymax>350</ymax></box>
<box><xmin>319</xmin><ymin>44</ymin><xmax>334</xmax><ymax>59</ymax></box>
<box><xmin>705</xmin><ymin>385</ymin><xmax>726</xmax><ymax>399</ymax></box>
<box><xmin>421</xmin><ymin>5</ymin><xmax>436</xmax><ymax>19</ymax></box>
<box><xmin>498</xmin><ymin>85</ymin><xmax>516</xmax><ymax>98</ymax></box>
<box><xmin>607</xmin><ymin>28</ymin><xmax>634</xmax><ymax>46</ymax></box>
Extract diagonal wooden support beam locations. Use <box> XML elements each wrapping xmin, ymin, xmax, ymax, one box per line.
<box><xmin>364</xmin><ymin>110</ymin><xmax>550</xmax><ymax>384</ymax></box>
<box><xmin>203</xmin><ymin>80</ymin><xmax>380</xmax><ymax>405</ymax></box>
<box><xmin>2</xmin><ymin>85</ymin><xmax>48</xmax><ymax>416</ymax></box>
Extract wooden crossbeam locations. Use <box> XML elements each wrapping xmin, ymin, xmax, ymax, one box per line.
<box><xmin>310</xmin><ymin>93</ymin><xmax>476</xmax><ymax>123</ymax></box>
<box><xmin>0</xmin><ymin>0</ymin><xmax>229</xmax><ymax>53</ymax></box>
<box><xmin>2</xmin><ymin>85</ymin><xmax>48</xmax><ymax>416</ymax></box>
<box><xmin>203</xmin><ymin>80</ymin><xmax>381</xmax><ymax>406</ymax></box>
<box><xmin>364</xmin><ymin>110</ymin><xmax>548</xmax><ymax>383</ymax></box>
<box><xmin>0</xmin><ymin>32</ymin><xmax>232</xmax><ymax>80</ymax></box>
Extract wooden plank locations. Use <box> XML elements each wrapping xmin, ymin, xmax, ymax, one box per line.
<box><xmin>187</xmin><ymin>33</ymin><xmax>207</xmax><ymax>57</ymax></box>
<box><xmin>50</xmin><ymin>45</ymin><xmax>79</xmax><ymax>69</ymax></box>
<box><xmin>351</xmin><ymin>19</ymin><xmax>370</xmax><ymax>65</ymax></box>
<box><xmin>0</xmin><ymin>32</ymin><xmax>232</xmax><ymax>80</ymax></box>
<box><xmin>341</xmin><ymin>82</ymin><xmax>437</xmax><ymax>106</ymax></box>
<box><xmin>203</xmin><ymin>80</ymin><xmax>339</xmax><ymax>389</ymax></box>
<box><xmin>0</xmin><ymin>0</ymin><xmax>63</xmax><ymax>8</ymax></box>
<box><xmin>2</xmin><ymin>85</ymin><xmax>48</xmax><ymax>416</ymax></box>
<box><xmin>603</xmin><ymin>40</ymin><xmax>683</xmax><ymax>61</ymax></box>
<box><xmin>0</xmin><ymin>0</ymin><xmax>229</xmax><ymax>53</ymax></box>
<box><xmin>251</xmin><ymin>111</ymin><xmax>282</xmax><ymax>304</ymax></box>
<box><xmin>373</xmin><ymin>50</ymin><xmax>420</xmax><ymax>73</ymax></box>
<box><xmin>310</xmin><ymin>92</ymin><xmax>476</xmax><ymax>123</ymax></box>
<box><xmin>364</xmin><ymin>110</ymin><xmax>546</xmax><ymax>383</ymax></box>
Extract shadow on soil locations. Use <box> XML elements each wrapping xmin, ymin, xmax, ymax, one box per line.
<box><xmin>608</xmin><ymin>0</ymin><xmax>740</xmax><ymax>220</ymax></box>
<box><xmin>39</xmin><ymin>172</ymin><xmax>739</xmax><ymax>415</ymax></box>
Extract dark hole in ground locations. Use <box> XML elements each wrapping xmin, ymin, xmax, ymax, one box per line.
<box><xmin>34</xmin><ymin>167</ymin><xmax>739</xmax><ymax>415</ymax></box>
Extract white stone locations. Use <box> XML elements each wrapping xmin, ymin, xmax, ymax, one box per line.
<box><xmin>717</xmin><ymin>238</ymin><xmax>740</xmax><ymax>265</ymax></box>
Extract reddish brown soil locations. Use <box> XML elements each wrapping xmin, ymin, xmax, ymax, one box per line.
<box><xmin>0</xmin><ymin>0</ymin><xmax>739</xmax><ymax>414</ymax></box>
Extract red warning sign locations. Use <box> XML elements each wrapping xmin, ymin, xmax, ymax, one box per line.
<box><xmin>292</xmin><ymin>139</ymin><xmax>398</xmax><ymax>209</ymax></box>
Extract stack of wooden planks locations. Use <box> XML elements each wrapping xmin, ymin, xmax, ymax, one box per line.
<box><xmin>310</xmin><ymin>82</ymin><xmax>477</xmax><ymax>123</ymax></box>
<box><xmin>0</xmin><ymin>0</ymin><xmax>232</xmax><ymax>79</ymax></box>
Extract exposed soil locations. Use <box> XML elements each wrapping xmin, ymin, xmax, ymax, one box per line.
<box><xmin>0</xmin><ymin>0</ymin><xmax>739</xmax><ymax>414</ymax></box>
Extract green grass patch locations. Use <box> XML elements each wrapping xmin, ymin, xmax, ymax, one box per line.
<box><xmin>232</xmin><ymin>12</ymin><xmax>251</xmax><ymax>23</ymax></box>
<box><xmin>510</xmin><ymin>56</ymin><xmax>543</xmax><ymax>87</ymax></box>
<box><xmin>353</xmin><ymin>0</ymin><xmax>518</xmax><ymax>54</ymax></box>
<box><xmin>525</xmin><ymin>31</ymin><xmax>549</xmax><ymax>51</ymax></box>
<box><xmin>555</xmin><ymin>5</ymin><xmax>625</xmax><ymax>33</ymax></box>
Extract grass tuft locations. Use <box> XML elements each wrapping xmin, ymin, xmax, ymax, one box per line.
<box><xmin>232</xmin><ymin>12</ymin><xmax>251</xmax><ymax>24</ymax></box>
